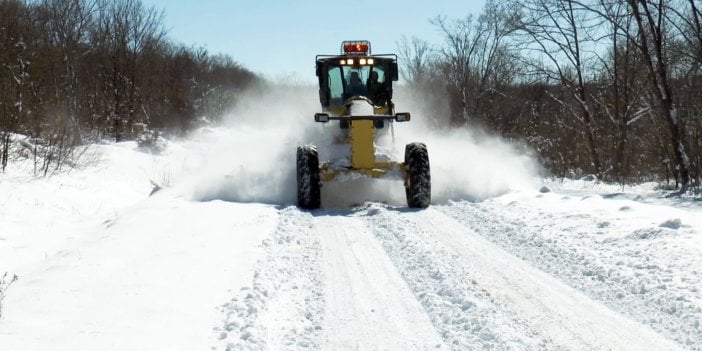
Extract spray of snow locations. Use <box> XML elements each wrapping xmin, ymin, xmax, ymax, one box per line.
<box><xmin>162</xmin><ymin>84</ymin><xmax>539</xmax><ymax>207</ymax></box>
<box><xmin>163</xmin><ymin>84</ymin><xmax>318</xmax><ymax>205</ymax></box>
<box><xmin>390</xmin><ymin>90</ymin><xmax>540</xmax><ymax>202</ymax></box>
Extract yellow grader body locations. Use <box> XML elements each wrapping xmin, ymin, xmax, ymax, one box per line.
<box><xmin>296</xmin><ymin>40</ymin><xmax>430</xmax><ymax>209</ymax></box>
<box><xmin>319</xmin><ymin>106</ymin><xmax>405</xmax><ymax>182</ymax></box>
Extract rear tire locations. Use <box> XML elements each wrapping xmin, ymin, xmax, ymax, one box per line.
<box><xmin>297</xmin><ymin>145</ymin><xmax>321</xmax><ymax>209</ymax></box>
<box><xmin>404</xmin><ymin>142</ymin><xmax>431</xmax><ymax>208</ymax></box>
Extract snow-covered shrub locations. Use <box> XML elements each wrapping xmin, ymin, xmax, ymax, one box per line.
<box><xmin>12</xmin><ymin>133</ymin><xmax>91</xmax><ymax>176</ymax></box>
<box><xmin>137</xmin><ymin>129</ymin><xmax>168</xmax><ymax>154</ymax></box>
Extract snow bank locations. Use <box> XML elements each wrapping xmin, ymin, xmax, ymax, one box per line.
<box><xmin>0</xmin><ymin>138</ymin><xmax>279</xmax><ymax>350</ymax></box>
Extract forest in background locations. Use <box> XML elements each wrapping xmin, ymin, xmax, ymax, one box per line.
<box><xmin>400</xmin><ymin>0</ymin><xmax>702</xmax><ymax>189</ymax></box>
<box><xmin>0</xmin><ymin>0</ymin><xmax>259</xmax><ymax>175</ymax></box>
<box><xmin>1</xmin><ymin>0</ymin><xmax>701</xmax><ymax>190</ymax></box>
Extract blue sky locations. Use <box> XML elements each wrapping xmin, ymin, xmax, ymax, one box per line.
<box><xmin>142</xmin><ymin>0</ymin><xmax>486</xmax><ymax>82</ymax></box>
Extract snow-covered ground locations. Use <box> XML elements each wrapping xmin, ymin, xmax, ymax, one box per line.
<box><xmin>1</xmin><ymin>91</ymin><xmax>701</xmax><ymax>350</ymax></box>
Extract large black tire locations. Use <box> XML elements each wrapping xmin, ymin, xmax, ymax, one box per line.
<box><xmin>404</xmin><ymin>142</ymin><xmax>431</xmax><ymax>208</ymax></box>
<box><xmin>297</xmin><ymin>145</ymin><xmax>321</xmax><ymax>209</ymax></box>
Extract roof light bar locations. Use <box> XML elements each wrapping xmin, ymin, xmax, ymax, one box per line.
<box><xmin>341</xmin><ymin>40</ymin><xmax>371</xmax><ymax>55</ymax></box>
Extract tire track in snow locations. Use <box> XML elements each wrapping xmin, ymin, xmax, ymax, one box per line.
<box><xmin>360</xmin><ymin>204</ymin><xmax>682</xmax><ymax>350</ymax></box>
<box><xmin>438</xmin><ymin>198</ymin><xmax>700</xmax><ymax>349</ymax></box>
<box><xmin>216</xmin><ymin>207</ymin><xmax>324</xmax><ymax>350</ymax></box>
<box><xmin>313</xmin><ymin>212</ymin><xmax>446</xmax><ymax>350</ymax></box>
<box><xmin>358</xmin><ymin>204</ymin><xmax>553</xmax><ymax>350</ymax></box>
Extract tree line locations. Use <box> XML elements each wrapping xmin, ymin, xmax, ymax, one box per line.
<box><xmin>0</xmin><ymin>0</ymin><xmax>259</xmax><ymax>174</ymax></box>
<box><xmin>400</xmin><ymin>0</ymin><xmax>702</xmax><ymax>189</ymax></box>
<box><xmin>3</xmin><ymin>0</ymin><xmax>700</xmax><ymax>188</ymax></box>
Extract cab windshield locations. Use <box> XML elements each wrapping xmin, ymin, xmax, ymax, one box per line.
<box><xmin>326</xmin><ymin>64</ymin><xmax>388</xmax><ymax>106</ymax></box>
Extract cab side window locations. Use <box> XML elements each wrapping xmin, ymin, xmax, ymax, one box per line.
<box><xmin>327</xmin><ymin>66</ymin><xmax>343</xmax><ymax>106</ymax></box>
<box><xmin>367</xmin><ymin>66</ymin><xmax>388</xmax><ymax>105</ymax></box>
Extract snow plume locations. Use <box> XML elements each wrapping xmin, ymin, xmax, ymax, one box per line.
<box><xmin>164</xmin><ymin>83</ymin><xmax>539</xmax><ymax>207</ymax></box>
<box><xmin>398</xmin><ymin>125</ymin><xmax>540</xmax><ymax>203</ymax></box>
<box><xmin>169</xmin><ymin>83</ymin><xmax>321</xmax><ymax>205</ymax></box>
<box><xmin>392</xmin><ymin>87</ymin><xmax>541</xmax><ymax>202</ymax></box>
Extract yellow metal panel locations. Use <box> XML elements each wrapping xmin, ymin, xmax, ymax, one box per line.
<box><xmin>351</xmin><ymin>120</ymin><xmax>375</xmax><ymax>169</ymax></box>
<box><xmin>327</xmin><ymin>106</ymin><xmax>345</xmax><ymax>116</ymax></box>
<box><xmin>373</xmin><ymin>106</ymin><xmax>390</xmax><ymax>115</ymax></box>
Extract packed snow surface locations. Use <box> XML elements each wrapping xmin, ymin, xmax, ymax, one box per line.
<box><xmin>1</xmin><ymin>89</ymin><xmax>700</xmax><ymax>350</ymax></box>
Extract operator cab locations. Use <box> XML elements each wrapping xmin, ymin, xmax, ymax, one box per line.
<box><xmin>315</xmin><ymin>40</ymin><xmax>399</xmax><ymax>116</ymax></box>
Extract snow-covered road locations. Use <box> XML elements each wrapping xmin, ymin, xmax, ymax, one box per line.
<box><xmin>315</xmin><ymin>214</ymin><xmax>444</xmax><ymax>350</ymax></box>
<box><xmin>213</xmin><ymin>200</ymin><xmax>690</xmax><ymax>350</ymax></box>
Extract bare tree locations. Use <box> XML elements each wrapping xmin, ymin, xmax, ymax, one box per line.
<box><xmin>626</xmin><ymin>0</ymin><xmax>692</xmax><ymax>187</ymax></box>
<box><xmin>514</xmin><ymin>0</ymin><xmax>604</xmax><ymax>177</ymax></box>
<box><xmin>664</xmin><ymin>0</ymin><xmax>702</xmax><ymax>67</ymax></box>
<box><xmin>395</xmin><ymin>35</ymin><xmax>453</xmax><ymax>127</ymax></box>
<box><xmin>589</xmin><ymin>0</ymin><xmax>648</xmax><ymax>183</ymax></box>
<box><xmin>38</xmin><ymin>0</ymin><xmax>99</xmax><ymax>137</ymax></box>
<box><xmin>432</xmin><ymin>0</ymin><xmax>520</xmax><ymax>126</ymax></box>
<box><xmin>665</xmin><ymin>0</ymin><xmax>702</xmax><ymax>184</ymax></box>
<box><xmin>90</xmin><ymin>0</ymin><xmax>164</xmax><ymax>141</ymax></box>
<box><xmin>397</xmin><ymin>35</ymin><xmax>433</xmax><ymax>84</ymax></box>
<box><xmin>0</xmin><ymin>0</ymin><xmax>31</xmax><ymax>171</ymax></box>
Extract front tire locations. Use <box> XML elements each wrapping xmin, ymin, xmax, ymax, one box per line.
<box><xmin>404</xmin><ymin>142</ymin><xmax>431</xmax><ymax>208</ymax></box>
<box><xmin>297</xmin><ymin>145</ymin><xmax>321</xmax><ymax>209</ymax></box>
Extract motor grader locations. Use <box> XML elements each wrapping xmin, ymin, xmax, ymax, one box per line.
<box><xmin>296</xmin><ymin>40</ymin><xmax>430</xmax><ymax>209</ymax></box>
